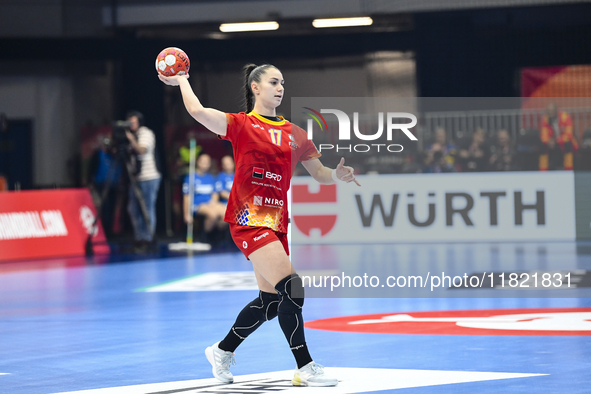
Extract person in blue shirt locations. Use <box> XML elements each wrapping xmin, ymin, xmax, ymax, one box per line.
<box><xmin>214</xmin><ymin>155</ymin><xmax>235</xmax><ymax>231</ymax></box>
<box><xmin>216</xmin><ymin>155</ymin><xmax>235</xmax><ymax>203</ymax></box>
<box><xmin>89</xmin><ymin>136</ymin><xmax>123</xmax><ymax>237</ymax></box>
<box><xmin>183</xmin><ymin>153</ymin><xmax>222</xmax><ymax>235</ymax></box>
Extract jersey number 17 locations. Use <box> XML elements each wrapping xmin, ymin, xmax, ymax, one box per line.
<box><xmin>268</xmin><ymin>129</ymin><xmax>282</xmax><ymax>146</ymax></box>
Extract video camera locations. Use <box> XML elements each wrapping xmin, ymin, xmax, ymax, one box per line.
<box><xmin>112</xmin><ymin>120</ymin><xmax>133</xmax><ymax>149</ymax></box>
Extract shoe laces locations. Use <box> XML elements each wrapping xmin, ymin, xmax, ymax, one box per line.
<box><xmin>218</xmin><ymin>352</ymin><xmax>236</xmax><ymax>370</ymax></box>
<box><xmin>308</xmin><ymin>362</ymin><xmax>324</xmax><ymax>375</ymax></box>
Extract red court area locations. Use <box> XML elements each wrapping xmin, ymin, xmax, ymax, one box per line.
<box><xmin>306</xmin><ymin>308</ymin><xmax>591</xmax><ymax>336</ymax></box>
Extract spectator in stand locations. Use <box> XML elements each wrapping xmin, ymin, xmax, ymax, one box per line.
<box><xmin>539</xmin><ymin>103</ymin><xmax>578</xmax><ymax>171</ymax></box>
<box><xmin>457</xmin><ymin>129</ymin><xmax>488</xmax><ymax>172</ymax></box>
<box><xmin>489</xmin><ymin>129</ymin><xmax>515</xmax><ymax>172</ymax></box>
<box><xmin>183</xmin><ymin>153</ymin><xmax>224</xmax><ymax>241</ymax></box>
<box><xmin>216</xmin><ymin>155</ymin><xmax>234</xmax><ymax>202</ymax></box>
<box><xmin>423</xmin><ymin>127</ymin><xmax>456</xmax><ymax>173</ymax></box>
<box><xmin>576</xmin><ymin>129</ymin><xmax>591</xmax><ymax>170</ymax></box>
<box><xmin>215</xmin><ymin>155</ymin><xmax>235</xmax><ymax>231</ymax></box>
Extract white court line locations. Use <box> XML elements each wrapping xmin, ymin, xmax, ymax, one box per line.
<box><xmin>50</xmin><ymin>367</ymin><xmax>547</xmax><ymax>394</ymax></box>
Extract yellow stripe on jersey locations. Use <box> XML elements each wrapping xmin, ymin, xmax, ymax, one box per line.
<box><xmin>248</xmin><ymin>111</ymin><xmax>286</xmax><ymax>126</ymax></box>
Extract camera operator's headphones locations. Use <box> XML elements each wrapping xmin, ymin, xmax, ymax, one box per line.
<box><xmin>126</xmin><ymin>110</ymin><xmax>144</xmax><ymax>127</ymax></box>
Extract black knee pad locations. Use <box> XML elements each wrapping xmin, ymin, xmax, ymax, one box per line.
<box><xmin>249</xmin><ymin>291</ymin><xmax>279</xmax><ymax>321</ymax></box>
<box><xmin>275</xmin><ymin>274</ymin><xmax>305</xmax><ymax>314</ymax></box>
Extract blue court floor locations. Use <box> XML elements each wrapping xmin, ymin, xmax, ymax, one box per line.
<box><xmin>1</xmin><ymin>241</ymin><xmax>591</xmax><ymax>394</ymax></box>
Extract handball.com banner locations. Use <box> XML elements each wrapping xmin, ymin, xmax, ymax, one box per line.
<box><xmin>290</xmin><ymin>171</ymin><xmax>576</xmax><ymax>244</ymax></box>
<box><xmin>0</xmin><ymin>189</ymin><xmax>109</xmax><ymax>261</ymax></box>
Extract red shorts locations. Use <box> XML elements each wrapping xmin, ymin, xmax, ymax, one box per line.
<box><xmin>229</xmin><ymin>223</ymin><xmax>289</xmax><ymax>260</ymax></box>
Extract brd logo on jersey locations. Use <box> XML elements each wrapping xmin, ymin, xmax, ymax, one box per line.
<box><xmin>252</xmin><ymin>167</ymin><xmax>264</xmax><ymax>179</ymax></box>
<box><xmin>266</xmin><ymin>171</ymin><xmax>282</xmax><ymax>181</ymax></box>
<box><xmin>253</xmin><ymin>167</ymin><xmax>281</xmax><ymax>181</ymax></box>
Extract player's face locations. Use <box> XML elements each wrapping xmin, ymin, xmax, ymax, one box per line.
<box><xmin>255</xmin><ymin>68</ymin><xmax>284</xmax><ymax>109</ymax></box>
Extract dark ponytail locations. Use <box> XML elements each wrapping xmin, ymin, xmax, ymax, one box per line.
<box><xmin>242</xmin><ymin>64</ymin><xmax>257</xmax><ymax>114</ymax></box>
<box><xmin>242</xmin><ymin>63</ymin><xmax>277</xmax><ymax>113</ymax></box>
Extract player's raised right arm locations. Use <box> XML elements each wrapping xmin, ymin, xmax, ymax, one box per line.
<box><xmin>158</xmin><ymin>74</ymin><xmax>227</xmax><ymax>136</ymax></box>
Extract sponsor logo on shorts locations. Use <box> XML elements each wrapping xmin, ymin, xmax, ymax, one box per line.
<box><xmin>253</xmin><ymin>232</ymin><xmax>269</xmax><ymax>242</ymax></box>
<box><xmin>252</xmin><ymin>167</ymin><xmax>264</xmax><ymax>179</ymax></box>
<box><xmin>242</xmin><ymin>241</ymin><xmax>248</xmax><ymax>249</ymax></box>
<box><xmin>254</xmin><ymin>196</ymin><xmax>263</xmax><ymax>206</ymax></box>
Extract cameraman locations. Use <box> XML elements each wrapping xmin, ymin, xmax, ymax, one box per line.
<box><xmin>88</xmin><ymin>135</ymin><xmax>123</xmax><ymax>237</ymax></box>
<box><xmin>125</xmin><ymin>110</ymin><xmax>161</xmax><ymax>248</ymax></box>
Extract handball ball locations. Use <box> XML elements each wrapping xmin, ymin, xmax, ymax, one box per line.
<box><xmin>155</xmin><ymin>47</ymin><xmax>190</xmax><ymax>77</ymax></box>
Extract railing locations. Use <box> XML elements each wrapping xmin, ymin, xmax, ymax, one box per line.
<box><xmin>422</xmin><ymin>107</ymin><xmax>591</xmax><ymax>142</ymax></box>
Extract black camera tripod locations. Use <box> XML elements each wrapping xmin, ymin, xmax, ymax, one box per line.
<box><xmin>85</xmin><ymin>142</ymin><xmax>153</xmax><ymax>255</ymax></box>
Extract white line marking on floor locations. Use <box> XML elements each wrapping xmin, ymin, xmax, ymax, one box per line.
<box><xmin>51</xmin><ymin>367</ymin><xmax>547</xmax><ymax>394</ymax></box>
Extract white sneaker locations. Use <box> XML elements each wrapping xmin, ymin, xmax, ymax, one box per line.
<box><xmin>205</xmin><ymin>341</ymin><xmax>235</xmax><ymax>383</ymax></box>
<box><xmin>292</xmin><ymin>362</ymin><xmax>338</xmax><ymax>387</ymax></box>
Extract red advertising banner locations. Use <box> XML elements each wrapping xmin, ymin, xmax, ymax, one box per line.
<box><xmin>521</xmin><ymin>65</ymin><xmax>591</xmax><ymax>98</ymax></box>
<box><xmin>0</xmin><ymin>189</ymin><xmax>109</xmax><ymax>262</ymax></box>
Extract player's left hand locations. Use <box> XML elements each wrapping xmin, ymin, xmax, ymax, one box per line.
<box><xmin>158</xmin><ymin>73</ymin><xmax>190</xmax><ymax>86</ymax></box>
<box><xmin>335</xmin><ymin>157</ymin><xmax>361</xmax><ymax>186</ymax></box>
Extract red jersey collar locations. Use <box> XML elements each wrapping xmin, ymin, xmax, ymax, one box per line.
<box><xmin>248</xmin><ymin>111</ymin><xmax>286</xmax><ymax>126</ymax></box>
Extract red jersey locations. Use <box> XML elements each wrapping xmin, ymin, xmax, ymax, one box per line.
<box><xmin>539</xmin><ymin>111</ymin><xmax>578</xmax><ymax>170</ymax></box>
<box><xmin>541</xmin><ymin>111</ymin><xmax>576</xmax><ymax>146</ymax></box>
<box><xmin>219</xmin><ymin>111</ymin><xmax>321</xmax><ymax>233</ymax></box>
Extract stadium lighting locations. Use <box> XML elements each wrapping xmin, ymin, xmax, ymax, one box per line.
<box><xmin>219</xmin><ymin>21</ymin><xmax>279</xmax><ymax>33</ymax></box>
<box><xmin>312</xmin><ymin>17</ymin><xmax>373</xmax><ymax>28</ymax></box>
